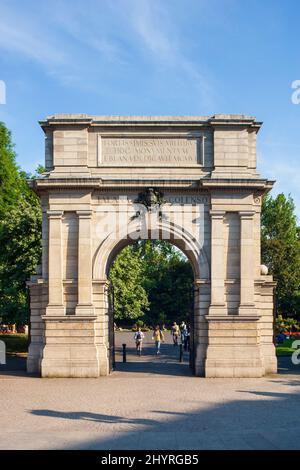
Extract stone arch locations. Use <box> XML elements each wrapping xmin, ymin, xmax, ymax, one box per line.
<box><xmin>92</xmin><ymin>217</ymin><xmax>209</xmax><ymax>281</ymax></box>
<box><xmin>92</xmin><ymin>216</ymin><xmax>209</xmax><ymax>376</ymax></box>
<box><xmin>27</xmin><ymin>114</ymin><xmax>277</xmax><ymax>379</ymax></box>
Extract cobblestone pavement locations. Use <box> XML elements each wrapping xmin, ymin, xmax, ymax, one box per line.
<box><xmin>0</xmin><ymin>332</ymin><xmax>299</xmax><ymax>450</ymax></box>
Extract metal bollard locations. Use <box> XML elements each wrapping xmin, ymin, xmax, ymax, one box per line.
<box><xmin>179</xmin><ymin>343</ymin><xmax>183</xmax><ymax>363</ymax></box>
<box><xmin>122</xmin><ymin>343</ymin><xmax>127</xmax><ymax>363</ymax></box>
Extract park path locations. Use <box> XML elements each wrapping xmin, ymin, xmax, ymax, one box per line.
<box><xmin>113</xmin><ymin>331</ymin><xmax>192</xmax><ymax>377</ymax></box>
<box><xmin>1</xmin><ymin>333</ymin><xmax>300</xmax><ymax>450</ymax></box>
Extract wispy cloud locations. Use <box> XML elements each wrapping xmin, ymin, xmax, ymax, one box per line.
<box><xmin>128</xmin><ymin>0</ymin><xmax>175</xmax><ymax>59</ymax></box>
<box><xmin>47</xmin><ymin>1</ymin><xmax>128</xmax><ymax>65</ymax></box>
<box><xmin>0</xmin><ymin>2</ymin><xmax>67</xmax><ymax>68</ymax></box>
<box><xmin>117</xmin><ymin>0</ymin><xmax>216</xmax><ymax>110</ymax></box>
<box><xmin>0</xmin><ymin>0</ymin><xmax>216</xmax><ymax>108</ymax></box>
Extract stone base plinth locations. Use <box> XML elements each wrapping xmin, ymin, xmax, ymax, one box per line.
<box><xmin>205</xmin><ymin>357</ymin><xmax>264</xmax><ymax>378</ymax></box>
<box><xmin>27</xmin><ymin>342</ymin><xmax>44</xmax><ymax>374</ymax></box>
<box><xmin>204</xmin><ymin>314</ymin><xmax>266</xmax><ymax>378</ymax></box>
<box><xmin>41</xmin><ymin>356</ymin><xmax>99</xmax><ymax>378</ymax></box>
<box><xmin>194</xmin><ymin>343</ymin><xmax>208</xmax><ymax>377</ymax></box>
<box><xmin>97</xmin><ymin>344</ymin><xmax>110</xmax><ymax>376</ymax></box>
<box><xmin>75</xmin><ymin>304</ymin><xmax>95</xmax><ymax>316</ymax></box>
<box><xmin>40</xmin><ymin>315</ymin><xmax>101</xmax><ymax>378</ymax></box>
<box><xmin>261</xmin><ymin>344</ymin><xmax>278</xmax><ymax>374</ymax></box>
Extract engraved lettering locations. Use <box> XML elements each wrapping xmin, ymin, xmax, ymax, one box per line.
<box><xmin>99</xmin><ymin>137</ymin><xmax>202</xmax><ymax>165</ymax></box>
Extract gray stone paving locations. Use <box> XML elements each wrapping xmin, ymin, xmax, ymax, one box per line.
<box><xmin>0</xmin><ymin>332</ymin><xmax>299</xmax><ymax>450</ymax></box>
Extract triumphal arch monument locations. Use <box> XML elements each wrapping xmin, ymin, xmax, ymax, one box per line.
<box><xmin>27</xmin><ymin>114</ymin><xmax>277</xmax><ymax>378</ymax></box>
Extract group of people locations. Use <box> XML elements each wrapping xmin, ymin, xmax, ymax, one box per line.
<box><xmin>171</xmin><ymin>321</ymin><xmax>190</xmax><ymax>351</ymax></box>
<box><xmin>133</xmin><ymin>321</ymin><xmax>190</xmax><ymax>356</ymax></box>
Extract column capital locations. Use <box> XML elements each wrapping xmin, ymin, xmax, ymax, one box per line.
<box><xmin>209</xmin><ymin>210</ymin><xmax>226</xmax><ymax>218</ymax></box>
<box><xmin>238</xmin><ymin>210</ymin><xmax>255</xmax><ymax>219</ymax></box>
<box><xmin>76</xmin><ymin>210</ymin><xmax>93</xmax><ymax>218</ymax></box>
<box><xmin>47</xmin><ymin>210</ymin><xmax>64</xmax><ymax>219</ymax></box>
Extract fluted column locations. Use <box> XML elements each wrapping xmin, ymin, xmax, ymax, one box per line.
<box><xmin>75</xmin><ymin>210</ymin><xmax>94</xmax><ymax>316</ymax></box>
<box><xmin>208</xmin><ymin>210</ymin><xmax>227</xmax><ymax>315</ymax></box>
<box><xmin>45</xmin><ymin>210</ymin><xmax>65</xmax><ymax>316</ymax></box>
<box><xmin>238</xmin><ymin>211</ymin><xmax>257</xmax><ymax>315</ymax></box>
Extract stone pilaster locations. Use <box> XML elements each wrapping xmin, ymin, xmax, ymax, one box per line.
<box><xmin>93</xmin><ymin>279</ymin><xmax>111</xmax><ymax>376</ymax></box>
<box><xmin>193</xmin><ymin>279</ymin><xmax>210</xmax><ymax>376</ymax></box>
<box><xmin>208</xmin><ymin>210</ymin><xmax>227</xmax><ymax>315</ymax></box>
<box><xmin>75</xmin><ymin>210</ymin><xmax>94</xmax><ymax>316</ymax></box>
<box><xmin>45</xmin><ymin>210</ymin><xmax>65</xmax><ymax>316</ymax></box>
<box><xmin>238</xmin><ymin>211</ymin><xmax>257</xmax><ymax>315</ymax></box>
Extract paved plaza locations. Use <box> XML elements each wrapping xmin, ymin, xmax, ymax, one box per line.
<box><xmin>0</xmin><ymin>332</ymin><xmax>299</xmax><ymax>450</ymax></box>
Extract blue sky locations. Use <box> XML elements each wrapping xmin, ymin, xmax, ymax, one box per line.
<box><xmin>0</xmin><ymin>0</ymin><xmax>299</xmax><ymax>217</ymax></box>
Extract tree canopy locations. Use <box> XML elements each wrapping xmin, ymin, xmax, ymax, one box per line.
<box><xmin>108</xmin><ymin>245</ymin><xmax>149</xmax><ymax>320</ymax></box>
<box><xmin>0</xmin><ymin>123</ymin><xmax>22</xmax><ymax>218</ymax></box>
<box><xmin>261</xmin><ymin>193</ymin><xmax>300</xmax><ymax>317</ymax></box>
<box><xmin>109</xmin><ymin>240</ymin><xmax>194</xmax><ymax>326</ymax></box>
<box><xmin>0</xmin><ymin>122</ymin><xmax>42</xmax><ymax>325</ymax></box>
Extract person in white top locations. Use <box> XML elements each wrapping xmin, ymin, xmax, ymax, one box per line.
<box><xmin>134</xmin><ymin>327</ymin><xmax>145</xmax><ymax>356</ymax></box>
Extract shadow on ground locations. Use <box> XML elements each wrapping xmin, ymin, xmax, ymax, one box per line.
<box><xmin>25</xmin><ymin>333</ymin><xmax>300</xmax><ymax>450</ymax></box>
<box><xmin>28</xmin><ymin>373</ymin><xmax>300</xmax><ymax>450</ymax></box>
<box><xmin>277</xmin><ymin>356</ymin><xmax>300</xmax><ymax>375</ymax></box>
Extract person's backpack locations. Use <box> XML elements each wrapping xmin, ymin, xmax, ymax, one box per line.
<box><xmin>136</xmin><ymin>331</ymin><xmax>142</xmax><ymax>340</ymax></box>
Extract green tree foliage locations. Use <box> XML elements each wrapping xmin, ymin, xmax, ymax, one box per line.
<box><xmin>109</xmin><ymin>246</ymin><xmax>149</xmax><ymax>320</ymax></box>
<box><xmin>0</xmin><ymin>122</ymin><xmax>42</xmax><ymax>325</ymax></box>
<box><xmin>109</xmin><ymin>240</ymin><xmax>194</xmax><ymax>326</ymax></box>
<box><xmin>0</xmin><ymin>122</ymin><xmax>21</xmax><ymax>218</ymax></box>
<box><xmin>261</xmin><ymin>193</ymin><xmax>300</xmax><ymax>317</ymax></box>
<box><xmin>137</xmin><ymin>241</ymin><xmax>193</xmax><ymax>325</ymax></box>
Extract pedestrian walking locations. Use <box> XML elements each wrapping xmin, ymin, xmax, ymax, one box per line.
<box><xmin>134</xmin><ymin>327</ymin><xmax>145</xmax><ymax>356</ymax></box>
<box><xmin>171</xmin><ymin>322</ymin><xmax>180</xmax><ymax>346</ymax></box>
<box><xmin>182</xmin><ymin>325</ymin><xmax>190</xmax><ymax>351</ymax></box>
<box><xmin>180</xmin><ymin>321</ymin><xmax>187</xmax><ymax>344</ymax></box>
<box><xmin>152</xmin><ymin>325</ymin><xmax>164</xmax><ymax>355</ymax></box>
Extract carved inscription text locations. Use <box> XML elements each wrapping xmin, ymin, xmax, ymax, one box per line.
<box><xmin>98</xmin><ymin>136</ymin><xmax>202</xmax><ymax>165</ymax></box>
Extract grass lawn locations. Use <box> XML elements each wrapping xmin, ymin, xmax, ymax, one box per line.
<box><xmin>276</xmin><ymin>338</ymin><xmax>300</xmax><ymax>356</ymax></box>
<box><xmin>0</xmin><ymin>334</ymin><xmax>28</xmax><ymax>355</ymax></box>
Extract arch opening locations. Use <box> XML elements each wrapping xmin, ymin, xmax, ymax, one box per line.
<box><xmin>93</xmin><ymin>220</ymin><xmax>210</xmax><ymax>281</ymax></box>
<box><xmin>104</xmin><ymin>238</ymin><xmax>197</xmax><ymax>376</ymax></box>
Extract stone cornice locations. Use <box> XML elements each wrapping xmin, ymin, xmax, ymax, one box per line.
<box><xmin>201</xmin><ymin>178</ymin><xmax>274</xmax><ymax>190</ymax></box>
<box><xmin>39</xmin><ymin>114</ymin><xmax>261</xmax><ymax>131</ymax></box>
<box><xmin>41</xmin><ymin>315</ymin><xmax>97</xmax><ymax>321</ymax></box>
<box><xmin>205</xmin><ymin>315</ymin><xmax>261</xmax><ymax>322</ymax></box>
<box><xmin>29</xmin><ymin>177</ymin><xmax>274</xmax><ymax>192</ymax></box>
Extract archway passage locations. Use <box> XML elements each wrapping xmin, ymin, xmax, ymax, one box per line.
<box><xmin>27</xmin><ymin>114</ymin><xmax>277</xmax><ymax>378</ymax></box>
<box><xmin>92</xmin><ymin>220</ymin><xmax>206</xmax><ymax>377</ymax></box>
<box><xmin>107</xmin><ymin>240</ymin><xmax>195</xmax><ymax>376</ymax></box>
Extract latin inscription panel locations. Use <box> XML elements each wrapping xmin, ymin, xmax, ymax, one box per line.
<box><xmin>94</xmin><ymin>194</ymin><xmax>210</xmax><ymax>205</ymax></box>
<box><xmin>98</xmin><ymin>136</ymin><xmax>203</xmax><ymax>166</ymax></box>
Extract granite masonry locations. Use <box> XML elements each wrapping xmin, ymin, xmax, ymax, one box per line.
<box><xmin>27</xmin><ymin>114</ymin><xmax>277</xmax><ymax>378</ymax></box>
